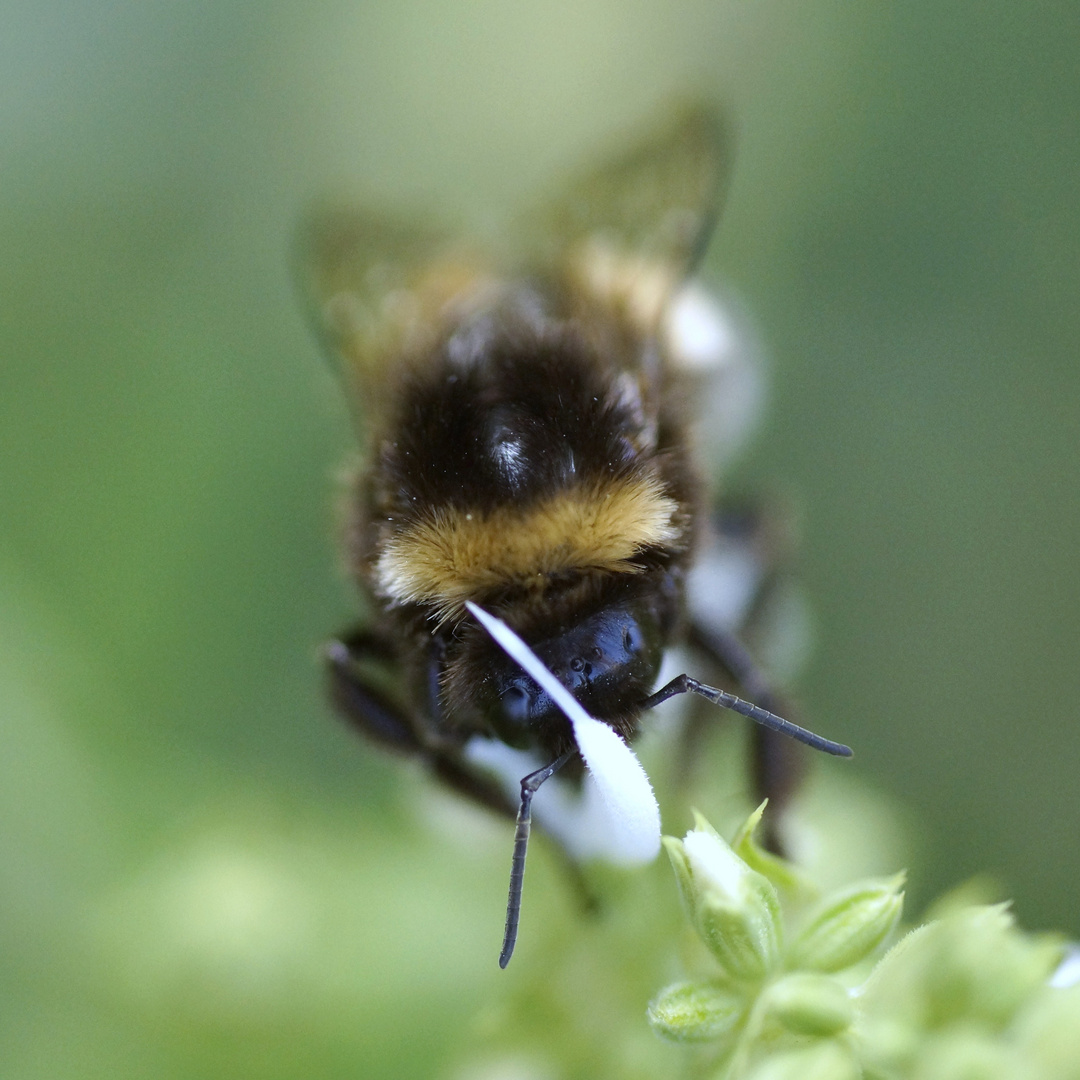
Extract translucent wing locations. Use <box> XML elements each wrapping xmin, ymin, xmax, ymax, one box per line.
<box><xmin>294</xmin><ymin>205</ymin><xmax>491</xmax><ymax>423</ymax></box>
<box><xmin>295</xmin><ymin>105</ymin><xmax>732</xmax><ymax>422</ymax></box>
<box><xmin>525</xmin><ymin>103</ymin><xmax>733</xmax><ymax>332</ymax></box>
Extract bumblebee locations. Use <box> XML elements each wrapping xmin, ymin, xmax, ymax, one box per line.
<box><xmin>295</xmin><ymin>105</ymin><xmax>850</xmax><ymax>967</ymax></box>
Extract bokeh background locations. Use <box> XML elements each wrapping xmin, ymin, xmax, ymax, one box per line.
<box><xmin>2</xmin><ymin>2</ymin><xmax>1078</xmax><ymax>1077</ymax></box>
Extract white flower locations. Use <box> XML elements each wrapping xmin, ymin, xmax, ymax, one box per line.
<box><xmin>665</xmin><ymin>819</ymin><xmax>782</xmax><ymax>982</ymax></box>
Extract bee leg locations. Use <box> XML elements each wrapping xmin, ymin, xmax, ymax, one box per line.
<box><xmin>327</xmin><ymin>628</ymin><xmax>517</xmax><ymax>820</ymax></box>
<box><xmin>321</xmin><ymin>630</ymin><xmax>419</xmax><ymax>756</ymax></box>
<box><xmin>428</xmin><ymin>755</ymin><xmax>517</xmax><ymax>820</ymax></box>
<box><xmin>324</xmin><ymin>629</ymin><xmax>423</xmax><ymax>753</ymax></box>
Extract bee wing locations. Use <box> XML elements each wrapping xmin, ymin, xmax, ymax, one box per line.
<box><xmin>525</xmin><ymin>103</ymin><xmax>733</xmax><ymax>332</ymax></box>
<box><xmin>294</xmin><ymin>206</ymin><xmax>491</xmax><ymax>423</ymax></box>
<box><xmin>295</xmin><ymin>105</ymin><xmax>731</xmax><ymax>421</ymax></box>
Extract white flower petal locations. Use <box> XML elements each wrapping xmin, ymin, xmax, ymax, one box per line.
<box><xmin>466</xmin><ymin>602</ymin><xmax>661</xmax><ymax>865</ymax></box>
<box><xmin>683</xmin><ymin>828</ymin><xmax>749</xmax><ymax>901</ymax></box>
<box><xmin>569</xmin><ymin>714</ymin><xmax>661</xmax><ymax>864</ymax></box>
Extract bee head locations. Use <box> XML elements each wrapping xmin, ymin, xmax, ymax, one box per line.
<box><xmin>457</xmin><ymin>584</ymin><xmax>670</xmax><ymax>749</ymax></box>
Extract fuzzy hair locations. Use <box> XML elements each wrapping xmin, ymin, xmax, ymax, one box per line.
<box><xmin>374</xmin><ymin>473</ymin><xmax>683</xmax><ymax>620</ymax></box>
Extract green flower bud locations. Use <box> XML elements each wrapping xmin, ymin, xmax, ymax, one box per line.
<box><xmin>744</xmin><ymin>1042</ymin><xmax>860</xmax><ymax>1080</ymax></box>
<box><xmin>697</xmin><ymin>894</ymin><xmax>779</xmax><ymax>983</ymax></box>
<box><xmin>647</xmin><ymin>979</ymin><xmax>745</xmax><ymax>1045</ymax></box>
<box><xmin>788</xmin><ymin>873</ymin><xmax>904</xmax><ymax>973</ymax></box>
<box><xmin>664</xmin><ymin>816</ymin><xmax>782</xmax><ymax>983</ymax></box>
<box><xmin>763</xmin><ymin>972</ymin><xmax>854</xmax><ymax>1036</ymax></box>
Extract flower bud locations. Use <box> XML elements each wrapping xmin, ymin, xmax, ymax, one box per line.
<box><xmin>647</xmin><ymin>980</ymin><xmax>745</xmax><ymax>1045</ymax></box>
<box><xmin>762</xmin><ymin>972</ymin><xmax>854</xmax><ymax>1036</ymax></box>
<box><xmin>664</xmin><ymin>816</ymin><xmax>781</xmax><ymax>982</ymax></box>
<box><xmin>788</xmin><ymin>874</ymin><xmax>904</xmax><ymax>973</ymax></box>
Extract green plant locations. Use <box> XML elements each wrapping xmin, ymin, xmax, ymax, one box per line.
<box><xmin>650</xmin><ymin>807</ymin><xmax>1078</xmax><ymax>1080</ymax></box>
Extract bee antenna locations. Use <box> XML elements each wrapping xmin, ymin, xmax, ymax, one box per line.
<box><xmin>500</xmin><ymin>748</ymin><xmax>577</xmax><ymax>969</ymax></box>
<box><xmin>641</xmin><ymin>674</ymin><xmax>853</xmax><ymax>757</ymax></box>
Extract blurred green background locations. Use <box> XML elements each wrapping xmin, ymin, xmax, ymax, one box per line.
<box><xmin>2</xmin><ymin>1</ymin><xmax>1078</xmax><ymax>1077</ymax></box>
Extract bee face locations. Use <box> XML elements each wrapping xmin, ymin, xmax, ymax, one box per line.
<box><xmin>296</xmin><ymin>104</ymin><xmax>850</xmax><ymax>966</ymax></box>
<box><xmin>461</xmin><ymin>580</ymin><xmax>672</xmax><ymax>748</ymax></box>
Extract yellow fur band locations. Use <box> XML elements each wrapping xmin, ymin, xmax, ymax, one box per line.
<box><xmin>375</xmin><ymin>475</ymin><xmax>682</xmax><ymax>618</ymax></box>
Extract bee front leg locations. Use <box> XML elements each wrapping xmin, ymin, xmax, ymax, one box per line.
<box><xmin>325</xmin><ymin>628</ymin><xmax>423</xmax><ymax>753</ymax></box>
<box><xmin>326</xmin><ymin>626</ymin><xmax>516</xmax><ymax>819</ymax></box>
